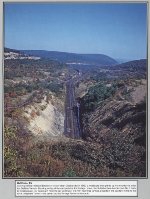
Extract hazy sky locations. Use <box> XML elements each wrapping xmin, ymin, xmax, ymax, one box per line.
<box><xmin>4</xmin><ymin>3</ymin><xmax>147</xmax><ymax>60</ymax></box>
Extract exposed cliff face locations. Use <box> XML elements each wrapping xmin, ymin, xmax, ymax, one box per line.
<box><xmin>23</xmin><ymin>93</ymin><xmax>65</xmax><ymax>141</ymax></box>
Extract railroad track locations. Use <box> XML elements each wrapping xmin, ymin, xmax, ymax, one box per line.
<box><xmin>64</xmin><ymin>78</ymin><xmax>80</xmax><ymax>139</ymax></box>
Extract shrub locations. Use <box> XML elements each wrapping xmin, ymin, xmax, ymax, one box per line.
<box><xmin>63</xmin><ymin>169</ymin><xmax>77</xmax><ymax>177</ymax></box>
<box><xmin>82</xmin><ymin>82</ymin><xmax>117</xmax><ymax>112</ymax></box>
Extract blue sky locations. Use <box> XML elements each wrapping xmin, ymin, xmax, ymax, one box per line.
<box><xmin>4</xmin><ymin>3</ymin><xmax>147</xmax><ymax>60</ymax></box>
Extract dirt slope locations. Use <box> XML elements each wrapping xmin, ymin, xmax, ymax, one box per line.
<box><xmin>80</xmin><ymin>79</ymin><xmax>146</xmax><ymax>177</ymax></box>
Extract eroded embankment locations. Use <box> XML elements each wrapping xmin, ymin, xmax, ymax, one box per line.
<box><xmin>23</xmin><ymin>93</ymin><xmax>65</xmax><ymax>141</ymax></box>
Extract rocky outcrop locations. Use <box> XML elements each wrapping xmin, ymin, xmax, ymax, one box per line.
<box><xmin>24</xmin><ymin>93</ymin><xmax>65</xmax><ymax>141</ymax></box>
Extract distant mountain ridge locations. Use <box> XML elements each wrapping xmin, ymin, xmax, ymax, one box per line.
<box><xmin>4</xmin><ymin>48</ymin><xmax>40</xmax><ymax>60</ymax></box>
<box><xmin>5</xmin><ymin>47</ymin><xmax>21</xmax><ymax>54</ymax></box>
<box><xmin>112</xmin><ymin>59</ymin><xmax>147</xmax><ymax>72</ymax></box>
<box><xmin>18</xmin><ymin>49</ymin><xmax>117</xmax><ymax>65</ymax></box>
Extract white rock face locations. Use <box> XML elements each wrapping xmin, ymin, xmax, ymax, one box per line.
<box><xmin>24</xmin><ymin>98</ymin><xmax>64</xmax><ymax>140</ymax></box>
